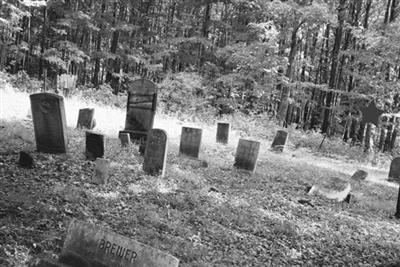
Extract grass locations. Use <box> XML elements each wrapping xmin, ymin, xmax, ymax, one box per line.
<box><xmin>1</xmin><ymin>76</ymin><xmax>400</xmax><ymax>266</ymax></box>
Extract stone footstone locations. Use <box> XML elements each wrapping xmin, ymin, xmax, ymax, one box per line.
<box><xmin>19</xmin><ymin>151</ymin><xmax>33</xmax><ymax>168</ymax></box>
<box><xmin>389</xmin><ymin>157</ymin><xmax>400</xmax><ymax>182</ymax></box>
<box><xmin>61</xmin><ymin>219</ymin><xmax>179</xmax><ymax>267</ymax></box>
<box><xmin>351</xmin><ymin>170</ymin><xmax>368</xmax><ymax>181</ymax></box>
<box><xmin>143</xmin><ymin>129</ymin><xmax>168</xmax><ymax>177</ymax></box>
<box><xmin>77</xmin><ymin>108</ymin><xmax>95</xmax><ymax>130</ymax></box>
<box><xmin>30</xmin><ymin>93</ymin><xmax>68</xmax><ymax>153</ymax></box>
<box><xmin>91</xmin><ymin>158</ymin><xmax>110</xmax><ymax>185</ymax></box>
<box><xmin>271</xmin><ymin>130</ymin><xmax>288</xmax><ymax>152</ymax></box>
<box><xmin>86</xmin><ymin>131</ymin><xmax>105</xmax><ymax>161</ymax></box>
<box><xmin>119</xmin><ymin>132</ymin><xmax>131</xmax><ymax>147</ymax></box>
<box><xmin>234</xmin><ymin>139</ymin><xmax>260</xmax><ymax>173</ymax></box>
<box><xmin>179</xmin><ymin>127</ymin><xmax>202</xmax><ymax>158</ymax></box>
<box><xmin>216</xmin><ymin>122</ymin><xmax>230</xmax><ymax>144</ymax></box>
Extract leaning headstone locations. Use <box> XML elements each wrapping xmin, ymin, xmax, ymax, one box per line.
<box><xmin>30</xmin><ymin>93</ymin><xmax>68</xmax><ymax>153</ymax></box>
<box><xmin>91</xmin><ymin>158</ymin><xmax>110</xmax><ymax>185</ymax></box>
<box><xmin>179</xmin><ymin>127</ymin><xmax>202</xmax><ymax>158</ymax></box>
<box><xmin>216</xmin><ymin>122</ymin><xmax>230</xmax><ymax>144</ymax></box>
<box><xmin>18</xmin><ymin>151</ymin><xmax>34</xmax><ymax>168</ymax></box>
<box><xmin>86</xmin><ymin>131</ymin><xmax>104</xmax><ymax>161</ymax></box>
<box><xmin>143</xmin><ymin>129</ymin><xmax>168</xmax><ymax>177</ymax></box>
<box><xmin>119</xmin><ymin>132</ymin><xmax>131</xmax><ymax>147</ymax></box>
<box><xmin>119</xmin><ymin>79</ymin><xmax>157</xmax><ymax>152</ymax></box>
<box><xmin>234</xmin><ymin>139</ymin><xmax>260</xmax><ymax>173</ymax></box>
<box><xmin>389</xmin><ymin>157</ymin><xmax>400</xmax><ymax>181</ymax></box>
<box><xmin>61</xmin><ymin>219</ymin><xmax>179</xmax><ymax>267</ymax></box>
<box><xmin>271</xmin><ymin>130</ymin><xmax>288</xmax><ymax>152</ymax></box>
<box><xmin>351</xmin><ymin>170</ymin><xmax>368</xmax><ymax>182</ymax></box>
<box><xmin>77</xmin><ymin>108</ymin><xmax>95</xmax><ymax>130</ymax></box>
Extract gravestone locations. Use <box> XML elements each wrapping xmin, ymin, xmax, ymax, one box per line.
<box><xmin>30</xmin><ymin>93</ymin><xmax>68</xmax><ymax>153</ymax></box>
<box><xmin>216</xmin><ymin>122</ymin><xmax>230</xmax><ymax>144</ymax></box>
<box><xmin>179</xmin><ymin>127</ymin><xmax>202</xmax><ymax>158</ymax></box>
<box><xmin>351</xmin><ymin>170</ymin><xmax>368</xmax><ymax>181</ymax></box>
<box><xmin>61</xmin><ymin>219</ymin><xmax>179</xmax><ymax>267</ymax></box>
<box><xmin>18</xmin><ymin>151</ymin><xmax>33</xmax><ymax>168</ymax></box>
<box><xmin>119</xmin><ymin>132</ymin><xmax>131</xmax><ymax>147</ymax></box>
<box><xmin>389</xmin><ymin>157</ymin><xmax>400</xmax><ymax>181</ymax></box>
<box><xmin>91</xmin><ymin>158</ymin><xmax>110</xmax><ymax>185</ymax></box>
<box><xmin>86</xmin><ymin>131</ymin><xmax>104</xmax><ymax>161</ymax></box>
<box><xmin>234</xmin><ymin>139</ymin><xmax>260</xmax><ymax>173</ymax></box>
<box><xmin>143</xmin><ymin>129</ymin><xmax>168</xmax><ymax>177</ymax></box>
<box><xmin>119</xmin><ymin>79</ymin><xmax>157</xmax><ymax>153</ymax></box>
<box><xmin>271</xmin><ymin>130</ymin><xmax>288</xmax><ymax>152</ymax></box>
<box><xmin>77</xmin><ymin>108</ymin><xmax>95</xmax><ymax>130</ymax></box>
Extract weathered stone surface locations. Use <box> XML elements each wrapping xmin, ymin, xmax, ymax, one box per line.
<box><xmin>234</xmin><ymin>139</ymin><xmax>260</xmax><ymax>173</ymax></box>
<box><xmin>389</xmin><ymin>157</ymin><xmax>400</xmax><ymax>182</ymax></box>
<box><xmin>91</xmin><ymin>158</ymin><xmax>110</xmax><ymax>185</ymax></box>
<box><xmin>120</xmin><ymin>79</ymin><xmax>157</xmax><ymax>152</ymax></box>
<box><xmin>19</xmin><ymin>151</ymin><xmax>33</xmax><ymax>168</ymax></box>
<box><xmin>86</xmin><ymin>131</ymin><xmax>105</xmax><ymax>161</ymax></box>
<box><xmin>77</xmin><ymin>108</ymin><xmax>95</xmax><ymax>130</ymax></box>
<box><xmin>62</xmin><ymin>219</ymin><xmax>179</xmax><ymax>267</ymax></box>
<box><xmin>308</xmin><ymin>176</ymin><xmax>351</xmax><ymax>202</ymax></box>
<box><xmin>143</xmin><ymin>129</ymin><xmax>168</xmax><ymax>177</ymax></box>
<box><xmin>271</xmin><ymin>130</ymin><xmax>288</xmax><ymax>152</ymax></box>
<box><xmin>118</xmin><ymin>132</ymin><xmax>131</xmax><ymax>147</ymax></box>
<box><xmin>29</xmin><ymin>258</ymin><xmax>72</xmax><ymax>267</ymax></box>
<box><xmin>179</xmin><ymin>127</ymin><xmax>202</xmax><ymax>158</ymax></box>
<box><xmin>30</xmin><ymin>93</ymin><xmax>68</xmax><ymax>153</ymax></box>
<box><xmin>216</xmin><ymin>122</ymin><xmax>230</xmax><ymax>144</ymax></box>
<box><xmin>351</xmin><ymin>170</ymin><xmax>368</xmax><ymax>181</ymax></box>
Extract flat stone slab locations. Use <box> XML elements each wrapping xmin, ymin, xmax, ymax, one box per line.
<box><xmin>62</xmin><ymin>219</ymin><xmax>179</xmax><ymax>267</ymax></box>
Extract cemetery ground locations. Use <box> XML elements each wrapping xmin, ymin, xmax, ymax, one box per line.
<box><xmin>2</xmin><ymin>83</ymin><xmax>400</xmax><ymax>266</ymax></box>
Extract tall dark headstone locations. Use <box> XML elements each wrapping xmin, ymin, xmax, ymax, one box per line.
<box><xmin>86</xmin><ymin>131</ymin><xmax>104</xmax><ymax>161</ymax></box>
<box><xmin>143</xmin><ymin>129</ymin><xmax>168</xmax><ymax>177</ymax></box>
<box><xmin>119</xmin><ymin>79</ymin><xmax>157</xmax><ymax>153</ymax></box>
<box><xmin>179</xmin><ymin>127</ymin><xmax>202</xmax><ymax>158</ymax></box>
<box><xmin>77</xmin><ymin>108</ymin><xmax>95</xmax><ymax>130</ymax></box>
<box><xmin>271</xmin><ymin>130</ymin><xmax>288</xmax><ymax>152</ymax></box>
<box><xmin>30</xmin><ymin>93</ymin><xmax>68</xmax><ymax>153</ymax></box>
<box><xmin>216</xmin><ymin>122</ymin><xmax>230</xmax><ymax>144</ymax></box>
<box><xmin>234</xmin><ymin>139</ymin><xmax>260</xmax><ymax>173</ymax></box>
<box><xmin>389</xmin><ymin>157</ymin><xmax>400</xmax><ymax>181</ymax></box>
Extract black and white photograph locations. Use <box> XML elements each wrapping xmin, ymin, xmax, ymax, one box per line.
<box><xmin>0</xmin><ymin>0</ymin><xmax>400</xmax><ymax>266</ymax></box>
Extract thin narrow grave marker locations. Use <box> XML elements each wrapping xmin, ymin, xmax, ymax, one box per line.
<box><xmin>271</xmin><ymin>130</ymin><xmax>288</xmax><ymax>152</ymax></box>
<box><xmin>92</xmin><ymin>158</ymin><xmax>110</xmax><ymax>185</ymax></box>
<box><xmin>143</xmin><ymin>129</ymin><xmax>168</xmax><ymax>177</ymax></box>
<box><xmin>389</xmin><ymin>157</ymin><xmax>400</xmax><ymax>182</ymax></box>
<box><xmin>30</xmin><ymin>93</ymin><xmax>68</xmax><ymax>153</ymax></box>
<box><xmin>119</xmin><ymin>132</ymin><xmax>131</xmax><ymax>147</ymax></box>
<box><xmin>86</xmin><ymin>131</ymin><xmax>105</xmax><ymax>161</ymax></box>
<box><xmin>61</xmin><ymin>219</ymin><xmax>179</xmax><ymax>267</ymax></box>
<box><xmin>179</xmin><ymin>127</ymin><xmax>202</xmax><ymax>158</ymax></box>
<box><xmin>234</xmin><ymin>139</ymin><xmax>260</xmax><ymax>173</ymax></box>
<box><xmin>77</xmin><ymin>108</ymin><xmax>95</xmax><ymax>130</ymax></box>
<box><xmin>216</xmin><ymin>122</ymin><xmax>230</xmax><ymax>144</ymax></box>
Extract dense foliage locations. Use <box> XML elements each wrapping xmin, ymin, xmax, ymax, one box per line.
<box><xmin>0</xmin><ymin>0</ymin><xmax>399</xmax><ymax>133</ymax></box>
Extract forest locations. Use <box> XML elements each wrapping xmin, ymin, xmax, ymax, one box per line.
<box><xmin>0</xmin><ymin>0</ymin><xmax>400</xmax><ymax>147</ymax></box>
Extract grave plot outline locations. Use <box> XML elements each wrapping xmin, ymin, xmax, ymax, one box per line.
<box><xmin>119</xmin><ymin>79</ymin><xmax>157</xmax><ymax>144</ymax></box>
<box><xmin>30</xmin><ymin>92</ymin><xmax>68</xmax><ymax>154</ymax></box>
